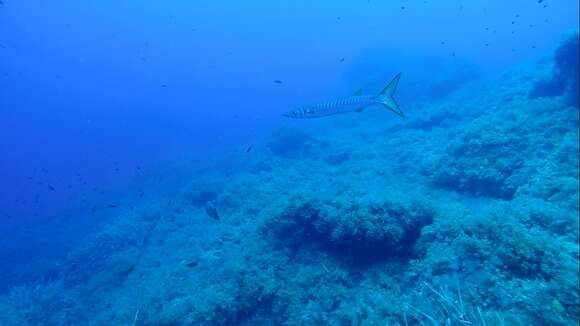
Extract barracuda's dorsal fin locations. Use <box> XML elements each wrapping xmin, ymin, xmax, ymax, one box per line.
<box><xmin>378</xmin><ymin>73</ymin><xmax>404</xmax><ymax>118</ymax></box>
<box><xmin>353</xmin><ymin>88</ymin><xmax>363</xmax><ymax>96</ymax></box>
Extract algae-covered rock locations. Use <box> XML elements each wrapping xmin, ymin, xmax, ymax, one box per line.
<box><xmin>266</xmin><ymin>191</ymin><xmax>435</xmax><ymax>263</ymax></box>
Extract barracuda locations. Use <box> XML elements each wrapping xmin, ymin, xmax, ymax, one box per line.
<box><xmin>283</xmin><ymin>73</ymin><xmax>404</xmax><ymax>119</ymax></box>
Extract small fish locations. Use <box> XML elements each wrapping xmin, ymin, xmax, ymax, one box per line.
<box><xmin>205</xmin><ymin>201</ymin><xmax>220</xmax><ymax>220</ymax></box>
<box><xmin>124</xmin><ymin>266</ymin><xmax>135</xmax><ymax>276</ymax></box>
<box><xmin>107</xmin><ymin>204</ymin><xmax>117</xmax><ymax>208</ymax></box>
<box><xmin>184</xmin><ymin>260</ymin><xmax>198</xmax><ymax>268</ymax></box>
<box><xmin>91</xmin><ymin>206</ymin><xmax>96</xmax><ymax>215</ymax></box>
<box><xmin>48</xmin><ymin>185</ymin><xmax>55</xmax><ymax>191</ymax></box>
<box><xmin>273</xmin><ymin>80</ymin><xmax>283</xmax><ymax>84</ymax></box>
<box><xmin>284</xmin><ymin>73</ymin><xmax>404</xmax><ymax>119</ymax></box>
<box><xmin>340</xmin><ymin>57</ymin><xmax>345</xmax><ymax>62</ymax></box>
<box><xmin>246</xmin><ymin>145</ymin><xmax>252</xmax><ymax>153</ymax></box>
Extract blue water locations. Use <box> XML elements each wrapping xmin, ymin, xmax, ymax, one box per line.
<box><xmin>0</xmin><ymin>1</ymin><xmax>578</xmax><ymax>325</ymax></box>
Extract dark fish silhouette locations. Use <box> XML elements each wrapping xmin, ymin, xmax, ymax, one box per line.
<box><xmin>246</xmin><ymin>145</ymin><xmax>252</xmax><ymax>153</ymax></box>
<box><xmin>205</xmin><ymin>201</ymin><xmax>220</xmax><ymax>220</ymax></box>
<box><xmin>184</xmin><ymin>260</ymin><xmax>198</xmax><ymax>268</ymax></box>
<box><xmin>107</xmin><ymin>204</ymin><xmax>117</xmax><ymax>208</ymax></box>
<box><xmin>91</xmin><ymin>206</ymin><xmax>96</xmax><ymax>215</ymax></box>
<box><xmin>48</xmin><ymin>185</ymin><xmax>55</xmax><ymax>191</ymax></box>
<box><xmin>273</xmin><ymin>80</ymin><xmax>283</xmax><ymax>84</ymax></box>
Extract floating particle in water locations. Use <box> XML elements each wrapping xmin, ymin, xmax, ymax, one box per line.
<box><xmin>485</xmin><ymin>43</ymin><xmax>489</xmax><ymax>47</ymax></box>
<box><xmin>273</xmin><ymin>80</ymin><xmax>283</xmax><ymax>84</ymax></box>
<box><xmin>440</xmin><ymin>41</ymin><xmax>446</xmax><ymax>45</ymax></box>
<box><xmin>340</xmin><ymin>57</ymin><xmax>345</xmax><ymax>62</ymax></box>
<box><xmin>246</xmin><ymin>145</ymin><xmax>252</xmax><ymax>153</ymax></box>
<box><xmin>91</xmin><ymin>206</ymin><xmax>96</xmax><ymax>215</ymax></box>
<box><xmin>401</xmin><ymin>6</ymin><xmax>405</xmax><ymax>10</ymax></box>
<box><xmin>107</xmin><ymin>204</ymin><xmax>118</xmax><ymax>208</ymax></box>
<box><xmin>161</xmin><ymin>84</ymin><xmax>167</xmax><ymax>88</ymax></box>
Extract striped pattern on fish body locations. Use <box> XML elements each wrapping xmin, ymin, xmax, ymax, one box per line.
<box><xmin>284</xmin><ymin>73</ymin><xmax>404</xmax><ymax>119</ymax></box>
<box><xmin>289</xmin><ymin>95</ymin><xmax>376</xmax><ymax>118</ymax></box>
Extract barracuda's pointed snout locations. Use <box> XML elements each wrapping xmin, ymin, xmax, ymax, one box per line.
<box><xmin>283</xmin><ymin>110</ymin><xmax>298</xmax><ymax>118</ymax></box>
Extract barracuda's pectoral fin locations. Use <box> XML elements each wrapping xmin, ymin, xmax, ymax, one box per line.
<box><xmin>353</xmin><ymin>88</ymin><xmax>363</xmax><ymax>96</ymax></box>
<box><xmin>378</xmin><ymin>73</ymin><xmax>404</xmax><ymax>118</ymax></box>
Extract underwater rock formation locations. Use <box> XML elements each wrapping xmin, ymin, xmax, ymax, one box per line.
<box><xmin>267</xmin><ymin>193</ymin><xmax>434</xmax><ymax>264</ymax></box>
<box><xmin>529</xmin><ymin>33</ymin><xmax>579</xmax><ymax>107</ymax></box>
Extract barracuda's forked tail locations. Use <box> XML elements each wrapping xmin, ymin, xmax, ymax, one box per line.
<box><xmin>378</xmin><ymin>73</ymin><xmax>404</xmax><ymax>118</ymax></box>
